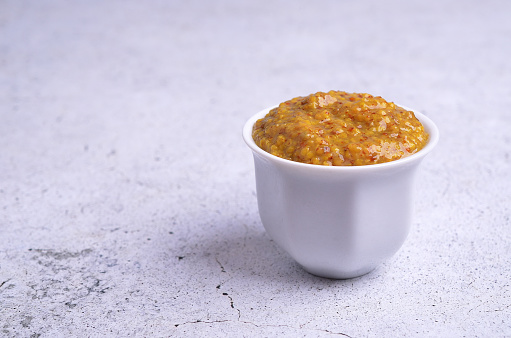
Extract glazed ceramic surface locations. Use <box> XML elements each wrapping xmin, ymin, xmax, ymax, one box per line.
<box><xmin>243</xmin><ymin>105</ymin><xmax>439</xmax><ymax>279</ymax></box>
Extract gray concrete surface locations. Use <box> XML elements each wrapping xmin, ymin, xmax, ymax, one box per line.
<box><xmin>1</xmin><ymin>0</ymin><xmax>510</xmax><ymax>336</ymax></box>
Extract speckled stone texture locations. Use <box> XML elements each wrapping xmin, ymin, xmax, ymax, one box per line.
<box><xmin>1</xmin><ymin>0</ymin><xmax>510</xmax><ymax>337</ymax></box>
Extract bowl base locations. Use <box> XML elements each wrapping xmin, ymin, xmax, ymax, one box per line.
<box><xmin>300</xmin><ymin>264</ymin><xmax>377</xmax><ymax>280</ymax></box>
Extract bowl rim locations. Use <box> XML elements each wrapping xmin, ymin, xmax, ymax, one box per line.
<box><xmin>243</xmin><ymin>104</ymin><xmax>439</xmax><ymax>171</ymax></box>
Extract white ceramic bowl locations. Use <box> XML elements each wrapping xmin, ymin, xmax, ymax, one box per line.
<box><xmin>243</xmin><ymin>105</ymin><xmax>439</xmax><ymax>279</ymax></box>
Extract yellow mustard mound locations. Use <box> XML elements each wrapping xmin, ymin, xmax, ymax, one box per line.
<box><xmin>252</xmin><ymin>91</ymin><xmax>429</xmax><ymax>166</ymax></box>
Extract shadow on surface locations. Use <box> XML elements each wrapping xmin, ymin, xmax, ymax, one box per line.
<box><xmin>168</xmin><ymin>212</ymin><xmax>381</xmax><ymax>289</ymax></box>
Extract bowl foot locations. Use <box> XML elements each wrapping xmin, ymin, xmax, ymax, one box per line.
<box><xmin>300</xmin><ymin>264</ymin><xmax>377</xmax><ymax>280</ymax></box>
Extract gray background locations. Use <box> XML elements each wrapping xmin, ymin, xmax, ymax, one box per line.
<box><xmin>1</xmin><ymin>0</ymin><xmax>510</xmax><ymax>336</ymax></box>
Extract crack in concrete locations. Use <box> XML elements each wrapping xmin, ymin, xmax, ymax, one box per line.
<box><xmin>215</xmin><ymin>258</ymin><xmax>241</xmax><ymax>320</ymax></box>
<box><xmin>468</xmin><ymin>303</ymin><xmax>482</xmax><ymax>314</ymax></box>
<box><xmin>215</xmin><ymin>257</ymin><xmax>226</xmax><ymax>273</ymax></box>
<box><xmin>173</xmin><ymin>319</ymin><xmax>352</xmax><ymax>336</ymax></box>
<box><xmin>221</xmin><ymin>292</ymin><xmax>241</xmax><ymax>320</ymax></box>
<box><xmin>174</xmin><ymin>319</ymin><xmax>229</xmax><ymax>327</ymax></box>
<box><xmin>0</xmin><ymin>279</ymin><xmax>11</xmax><ymax>289</ymax></box>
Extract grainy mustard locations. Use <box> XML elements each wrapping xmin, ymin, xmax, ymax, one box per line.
<box><xmin>252</xmin><ymin>91</ymin><xmax>428</xmax><ymax>166</ymax></box>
